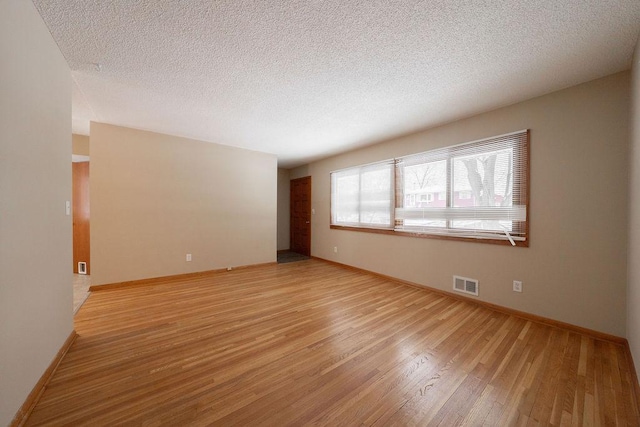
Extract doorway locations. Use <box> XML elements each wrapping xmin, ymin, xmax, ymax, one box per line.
<box><xmin>72</xmin><ymin>160</ymin><xmax>90</xmax><ymax>312</ymax></box>
<box><xmin>289</xmin><ymin>176</ymin><xmax>311</xmax><ymax>256</ymax></box>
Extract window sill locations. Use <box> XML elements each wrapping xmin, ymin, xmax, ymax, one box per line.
<box><xmin>329</xmin><ymin>224</ymin><xmax>529</xmax><ymax>247</ymax></box>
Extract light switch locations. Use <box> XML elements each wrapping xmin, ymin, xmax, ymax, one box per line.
<box><xmin>65</xmin><ymin>201</ymin><xmax>71</xmax><ymax>216</ymax></box>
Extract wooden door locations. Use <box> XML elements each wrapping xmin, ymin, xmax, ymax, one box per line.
<box><xmin>72</xmin><ymin>162</ymin><xmax>90</xmax><ymax>274</ymax></box>
<box><xmin>290</xmin><ymin>176</ymin><xmax>311</xmax><ymax>256</ymax></box>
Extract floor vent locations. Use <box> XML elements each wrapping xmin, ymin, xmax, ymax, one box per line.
<box><xmin>453</xmin><ymin>275</ymin><xmax>478</xmax><ymax>296</ymax></box>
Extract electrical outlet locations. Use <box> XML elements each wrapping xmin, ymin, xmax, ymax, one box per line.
<box><xmin>186</xmin><ymin>254</ymin><xmax>192</xmax><ymax>262</ymax></box>
<box><xmin>513</xmin><ymin>280</ymin><xmax>522</xmax><ymax>292</ymax></box>
<box><xmin>333</xmin><ymin>246</ymin><xmax>338</xmax><ymax>253</ymax></box>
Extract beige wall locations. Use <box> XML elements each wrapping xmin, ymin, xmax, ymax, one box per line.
<box><xmin>90</xmin><ymin>123</ymin><xmax>277</xmax><ymax>285</ymax></box>
<box><xmin>277</xmin><ymin>168</ymin><xmax>291</xmax><ymax>250</ymax></box>
<box><xmin>290</xmin><ymin>165</ymin><xmax>310</xmax><ymax>180</ymax></box>
<box><xmin>0</xmin><ymin>1</ymin><xmax>73</xmax><ymax>424</ymax></box>
<box><xmin>72</xmin><ymin>133</ymin><xmax>90</xmax><ymax>155</ymax></box>
<box><xmin>304</xmin><ymin>72</ymin><xmax>630</xmax><ymax>336</ymax></box>
<box><xmin>628</xmin><ymin>39</ymin><xmax>640</xmax><ymax>368</ymax></box>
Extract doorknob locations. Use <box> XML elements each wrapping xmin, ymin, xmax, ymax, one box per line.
<box><xmin>306</xmin><ymin>221</ymin><xmax>310</xmax><ymax>224</ymax></box>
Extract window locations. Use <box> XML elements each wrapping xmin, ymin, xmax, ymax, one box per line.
<box><xmin>330</xmin><ymin>160</ymin><xmax>394</xmax><ymax>228</ymax></box>
<box><xmin>330</xmin><ymin>130</ymin><xmax>529</xmax><ymax>246</ymax></box>
<box><xmin>395</xmin><ymin>130</ymin><xmax>528</xmax><ymax>245</ymax></box>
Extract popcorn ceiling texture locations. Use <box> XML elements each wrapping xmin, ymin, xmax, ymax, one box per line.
<box><xmin>33</xmin><ymin>0</ymin><xmax>640</xmax><ymax>167</ymax></box>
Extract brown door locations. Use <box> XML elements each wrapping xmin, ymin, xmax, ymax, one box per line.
<box><xmin>290</xmin><ymin>176</ymin><xmax>311</xmax><ymax>256</ymax></box>
<box><xmin>72</xmin><ymin>162</ymin><xmax>90</xmax><ymax>274</ymax></box>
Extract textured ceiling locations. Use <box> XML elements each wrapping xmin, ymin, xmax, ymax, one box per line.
<box><xmin>33</xmin><ymin>0</ymin><xmax>640</xmax><ymax>168</ymax></box>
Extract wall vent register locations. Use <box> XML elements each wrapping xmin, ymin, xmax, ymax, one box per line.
<box><xmin>453</xmin><ymin>275</ymin><xmax>478</xmax><ymax>296</ymax></box>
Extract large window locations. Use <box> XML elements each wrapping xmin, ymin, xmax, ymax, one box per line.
<box><xmin>330</xmin><ymin>130</ymin><xmax>529</xmax><ymax>246</ymax></box>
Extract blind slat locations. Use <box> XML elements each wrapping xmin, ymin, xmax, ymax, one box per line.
<box><xmin>395</xmin><ymin>205</ymin><xmax>526</xmax><ymax>221</ymax></box>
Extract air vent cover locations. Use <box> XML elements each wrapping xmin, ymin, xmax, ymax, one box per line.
<box><xmin>453</xmin><ymin>275</ymin><xmax>478</xmax><ymax>296</ymax></box>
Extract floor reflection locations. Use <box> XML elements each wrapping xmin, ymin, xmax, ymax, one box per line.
<box><xmin>73</xmin><ymin>274</ymin><xmax>91</xmax><ymax>313</ymax></box>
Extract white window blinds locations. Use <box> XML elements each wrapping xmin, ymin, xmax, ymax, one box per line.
<box><xmin>395</xmin><ymin>130</ymin><xmax>529</xmax><ymax>244</ymax></box>
<box><xmin>329</xmin><ymin>130</ymin><xmax>529</xmax><ymax>246</ymax></box>
<box><xmin>331</xmin><ymin>160</ymin><xmax>394</xmax><ymax>228</ymax></box>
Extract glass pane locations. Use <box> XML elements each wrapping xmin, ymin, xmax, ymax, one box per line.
<box><xmin>333</xmin><ymin>172</ymin><xmax>359</xmax><ymax>224</ymax></box>
<box><xmin>403</xmin><ymin>160</ymin><xmax>447</xmax><ymax>228</ymax></box>
<box><xmin>452</xmin><ymin>148</ymin><xmax>513</xmax><ymax>231</ymax></box>
<box><xmin>360</xmin><ymin>167</ymin><xmax>391</xmax><ymax>226</ymax></box>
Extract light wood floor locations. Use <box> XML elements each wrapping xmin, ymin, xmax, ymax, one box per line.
<box><xmin>27</xmin><ymin>259</ymin><xmax>639</xmax><ymax>426</ymax></box>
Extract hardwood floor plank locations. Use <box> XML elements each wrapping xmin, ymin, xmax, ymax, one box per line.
<box><xmin>24</xmin><ymin>259</ymin><xmax>639</xmax><ymax>426</ymax></box>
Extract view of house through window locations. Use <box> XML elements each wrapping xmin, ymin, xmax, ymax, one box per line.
<box><xmin>402</xmin><ymin>159</ymin><xmax>447</xmax><ymax>229</ymax></box>
<box><xmin>331</xmin><ymin>130</ymin><xmax>529</xmax><ymax>245</ymax></box>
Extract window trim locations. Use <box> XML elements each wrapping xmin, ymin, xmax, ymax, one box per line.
<box><xmin>330</xmin><ymin>130</ymin><xmax>530</xmax><ymax>247</ymax></box>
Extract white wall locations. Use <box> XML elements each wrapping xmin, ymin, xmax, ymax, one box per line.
<box><xmin>0</xmin><ymin>1</ymin><xmax>73</xmax><ymax>424</ymax></box>
<box><xmin>303</xmin><ymin>72</ymin><xmax>630</xmax><ymax>337</ymax></box>
<box><xmin>277</xmin><ymin>168</ymin><xmax>291</xmax><ymax>250</ymax></box>
<box><xmin>628</xmin><ymin>37</ymin><xmax>640</xmax><ymax>370</ymax></box>
<box><xmin>90</xmin><ymin>123</ymin><xmax>278</xmax><ymax>285</ymax></box>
